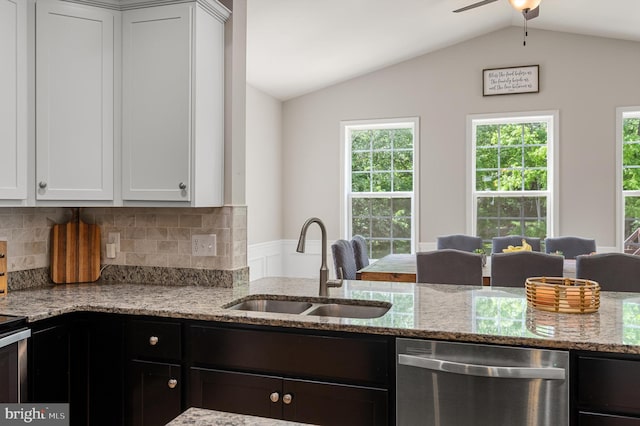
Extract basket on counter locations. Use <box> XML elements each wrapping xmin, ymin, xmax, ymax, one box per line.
<box><xmin>525</xmin><ymin>277</ymin><xmax>600</xmax><ymax>314</ymax></box>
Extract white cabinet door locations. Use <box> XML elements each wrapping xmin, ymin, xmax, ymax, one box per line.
<box><xmin>36</xmin><ymin>0</ymin><xmax>115</xmax><ymax>201</ymax></box>
<box><xmin>0</xmin><ymin>0</ymin><xmax>27</xmax><ymax>200</ymax></box>
<box><xmin>122</xmin><ymin>5</ymin><xmax>192</xmax><ymax>202</ymax></box>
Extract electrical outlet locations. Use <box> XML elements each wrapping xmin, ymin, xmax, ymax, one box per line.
<box><xmin>108</xmin><ymin>232</ymin><xmax>120</xmax><ymax>253</ymax></box>
<box><xmin>192</xmin><ymin>234</ymin><xmax>217</xmax><ymax>256</ymax></box>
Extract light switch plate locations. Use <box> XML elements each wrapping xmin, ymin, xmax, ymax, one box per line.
<box><xmin>192</xmin><ymin>234</ymin><xmax>217</xmax><ymax>256</ymax></box>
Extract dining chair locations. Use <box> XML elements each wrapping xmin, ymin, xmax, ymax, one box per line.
<box><xmin>331</xmin><ymin>239</ymin><xmax>358</xmax><ymax>280</ymax></box>
<box><xmin>416</xmin><ymin>249</ymin><xmax>483</xmax><ymax>285</ymax></box>
<box><xmin>492</xmin><ymin>236</ymin><xmax>542</xmax><ymax>253</ymax></box>
<box><xmin>544</xmin><ymin>236</ymin><xmax>596</xmax><ymax>259</ymax></box>
<box><xmin>576</xmin><ymin>253</ymin><xmax>640</xmax><ymax>292</ymax></box>
<box><xmin>351</xmin><ymin>235</ymin><xmax>370</xmax><ymax>270</ymax></box>
<box><xmin>491</xmin><ymin>251</ymin><xmax>563</xmax><ymax>288</ymax></box>
<box><xmin>436</xmin><ymin>234</ymin><xmax>483</xmax><ymax>252</ymax></box>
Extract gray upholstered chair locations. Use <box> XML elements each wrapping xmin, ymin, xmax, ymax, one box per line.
<box><xmin>491</xmin><ymin>251</ymin><xmax>563</xmax><ymax>287</ymax></box>
<box><xmin>576</xmin><ymin>253</ymin><xmax>640</xmax><ymax>292</ymax></box>
<box><xmin>331</xmin><ymin>239</ymin><xmax>358</xmax><ymax>280</ymax></box>
<box><xmin>416</xmin><ymin>249</ymin><xmax>483</xmax><ymax>285</ymax></box>
<box><xmin>492</xmin><ymin>235</ymin><xmax>541</xmax><ymax>253</ymax></box>
<box><xmin>436</xmin><ymin>234</ymin><xmax>483</xmax><ymax>252</ymax></box>
<box><xmin>544</xmin><ymin>236</ymin><xmax>596</xmax><ymax>259</ymax></box>
<box><xmin>351</xmin><ymin>235</ymin><xmax>370</xmax><ymax>270</ymax></box>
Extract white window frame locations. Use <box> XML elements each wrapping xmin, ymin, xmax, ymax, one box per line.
<box><xmin>467</xmin><ymin>110</ymin><xmax>559</xmax><ymax>239</ymax></box>
<box><xmin>616</xmin><ymin>106</ymin><xmax>640</xmax><ymax>251</ymax></box>
<box><xmin>340</xmin><ymin>117</ymin><xmax>420</xmax><ymax>255</ymax></box>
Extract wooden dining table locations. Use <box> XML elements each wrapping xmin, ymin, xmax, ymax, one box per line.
<box><xmin>356</xmin><ymin>253</ymin><xmax>576</xmax><ymax>286</ymax></box>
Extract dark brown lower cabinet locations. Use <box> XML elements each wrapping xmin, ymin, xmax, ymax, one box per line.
<box><xmin>187</xmin><ymin>323</ymin><xmax>391</xmax><ymax>425</ymax></box>
<box><xmin>576</xmin><ymin>354</ymin><xmax>640</xmax><ymax>425</ymax></box>
<box><xmin>29</xmin><ymin>321</ymin><xmax>71</xmax><ymax>404</ymax></box>
<box><xmin>189</xmin><ymin>367</ymin><xmax>388</xmax><ymax>426</ymax></box>
<box><xmin>579</xmin><ymin>412</ymin><xmax>640</xmax><ymax>426</ymax></box>
<box><xmin>126</xmin><ymin>360</ymin><xmax>182</xmax><ymax>426</ymax></box>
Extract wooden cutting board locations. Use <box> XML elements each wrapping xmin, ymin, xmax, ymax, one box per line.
<box><xmin>51</xmin><ymin>210</ymin><xmax>101</xmax><ymax>284</ymax></box>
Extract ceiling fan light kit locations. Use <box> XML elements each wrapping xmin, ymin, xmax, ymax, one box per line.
<box><xmin>453</xmin><ymin>0</ymin><xmax>542</xmax><ymax>46</ymax></box>
<box><xmin>508</xmin><ymin>0</ymin><xmax>541</xmax><ymax>12</ymax></box>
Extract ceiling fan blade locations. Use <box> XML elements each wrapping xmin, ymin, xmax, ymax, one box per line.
<box><xmin>523</xmin><ymin>5</ymin><xmax>540</xmax><ymax>20</ymax></box>
<box><xmin>453</xmin><ymin>0</ymin><xmax>499</xmax><ymax>13</ymax></box>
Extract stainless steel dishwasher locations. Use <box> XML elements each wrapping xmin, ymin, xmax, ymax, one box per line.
<box><xmin>396</xmin><ymin>338</ymin><xmax>569</xmax><ymax>426</ymax></box>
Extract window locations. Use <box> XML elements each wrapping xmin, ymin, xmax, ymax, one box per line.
<box><xmin>469</xmin><ymin>112</ymin><xmax>557</xmax><ymax>248</ymax></box>
<box><xmin>618</xmin><ymin>108</ymin><xmax>640</xmax><ymax>253</ymax></box>
<box><xmin>341</xmin><ymin>118</ymin><xmax>418</xmax><ymax>259</ymax></box>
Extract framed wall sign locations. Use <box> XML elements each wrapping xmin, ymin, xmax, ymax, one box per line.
<box><xmin>483</xmin><ymin>65</ymin><xmax>539</xmax><ymax>96</ymax></box>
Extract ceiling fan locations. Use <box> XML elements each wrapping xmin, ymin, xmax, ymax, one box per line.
<box><xmin>454</xmin><ymin>0</ymin><xmax>541</xmax><ymax>20</ymax></box>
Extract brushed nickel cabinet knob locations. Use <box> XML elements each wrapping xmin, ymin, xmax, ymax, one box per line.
<box><xmin>149</xmin><ymin>336</ymin><xmax>159</xmax><ymax>346</ymax></box>
<box><xmin>168</xmin><ymin>379</ymin><xmax>177</xmax><ymax>389</ymax></box>
<box><xmin>270</xmin><ymin>392</ymin><xmax>279</xmax><ymax>403</ymax></box>
<box><xmin>283</xmin><ymin>393</ymin><xmax>293</xmax><ymax>405</ymax></box>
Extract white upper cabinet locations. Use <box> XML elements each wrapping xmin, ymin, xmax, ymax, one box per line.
<box><xmin>0</xmin><ymin>0</ymin><xmax>27</xmax><ymax>201</ymax></box>
<box><xmin>122</xmin><ymin>1</ymin><xmax>228</xmax><ymax>206</ymax></box>
<box><xmin>35</xmin><ymin>0</ymin><xmax>116</xmax><ymax>201</ymax></box>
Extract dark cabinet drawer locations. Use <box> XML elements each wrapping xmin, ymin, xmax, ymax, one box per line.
<box><xmin>127</xmin><ymin>320</ymin><xmax>181</xmax><ymax>361</ymax></box>
<box><xmin>579</xmin><ymin>412</ymin><xmax>640</xmax><ymax>426</ymax></box>
<box><xmin>578</xmin><ymin>356</ymin><xmax>640</xmax><ymax>416</ymax></box>
<box><xmin>189</xmin><ymin>325</ymin><xmax>389</xmax><ymax>386</ymax></box>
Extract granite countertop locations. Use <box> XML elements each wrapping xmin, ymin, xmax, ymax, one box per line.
<box><xmin>0</xmin><ymin>277</ymin><xmax>639</xmax><ymax>354</ymax></box>
<box><xmin>166</xmin><ymin>407</ymin><xmax>311</xmax><ymax>426</ymax></box>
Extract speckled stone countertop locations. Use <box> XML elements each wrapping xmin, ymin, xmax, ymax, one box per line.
<box><xmin>0</xmin><ymin>277</ymin><xmax>639</xmax><ymax>354</ymax></box>
<box><xmin>166</xmin><ymin>407</ymin><xmax>311</xmax><ymax>426</ymax></box>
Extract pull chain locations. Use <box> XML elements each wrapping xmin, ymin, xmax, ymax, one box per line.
<box><xmin>523</xmin><ymin>12</ymin><xmax>528</xmax><ymax>46</ymax></box>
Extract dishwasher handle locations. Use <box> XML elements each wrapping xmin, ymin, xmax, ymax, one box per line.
<box><xmin>0</xmin><ymin>329</ymin><xmax>31</xmax><ymax>350</ymax></box>
<box><xmin>398</xmin><ymin>353</ymin><xmax>566</xmax><ymax>380</ymax></box>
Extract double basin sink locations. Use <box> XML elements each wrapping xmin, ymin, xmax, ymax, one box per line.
<box><xmin>225</xmin><ymin>295</ymin><xmax>391</xmax><ymax>319</ymax></box>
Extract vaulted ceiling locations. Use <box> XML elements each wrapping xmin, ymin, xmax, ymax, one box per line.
<box><xmin>246</xmin><ymin>0</ymin><xmax>640</xmax><ymax>100</ymax></box>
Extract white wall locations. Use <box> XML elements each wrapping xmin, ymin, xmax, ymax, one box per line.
<box><xmin>246</xmin><ymin>84</ymin><xmax>284</xmax><ymax>278</ymax></box>
<box><xmin>281</xmin><ymin>27</ymin><xmax>640</xmax><ymax>250</ymax></box>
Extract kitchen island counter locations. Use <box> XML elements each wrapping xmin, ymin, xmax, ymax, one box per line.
<box><xmin>0</xmin><ymin>277</ymin><xmax>638</xmax><ymax>354</ymax></box>
<box><xmin>166</xmin><ymin>407</ymin><xmax>312</xmax><ymax>426</ymax></box>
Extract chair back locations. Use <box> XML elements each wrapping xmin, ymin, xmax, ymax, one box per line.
<box><xmin>492</xmin><ymin>235</ymin><xmax>541</xmax><ymax>253</ymax></box>
<box><xmin>491</xmin><ymin>251</ymin><xmax>563</xmax><ymax>287</ymax></box>
<box><xmin>436</xmin><ymin>234</ymin><xmax>483</xmax><ymax>252</ymax></box>
<box><xmin>416</xmin><ymin>249</ymin><xmax>483</xmax><ymax>285</ymax></box>
<box><xmin>545</xmin><ymin>236</ymin><xmax>596</xmax><ymax>259</ymax></box>
<box><xmin>576</xmin><ymin>253</ymin><xmax>640</xmax><ymax>292</ymax></box>
<box><xmin>331</xmin><ymin>240</ymin><xmax>357</xmax><ymax>280</ymax></box>
<box><xmin>351</xmin><ymin>235</ymin><xmax>370</xmax><ymax>270</ymax></box>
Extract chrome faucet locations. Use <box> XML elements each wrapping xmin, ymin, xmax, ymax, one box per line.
<box><xmin>296</xmin><ymin>217</ymin><xmax>342</xmax><ymax>296</ymax></box>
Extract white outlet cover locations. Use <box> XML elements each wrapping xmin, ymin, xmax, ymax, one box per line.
<box><xmin>192</xmin><ymin>234</ymin><xmax>217</xmax><ymax>256</ymax></box>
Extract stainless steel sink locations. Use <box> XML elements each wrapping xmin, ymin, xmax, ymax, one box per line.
<box><xmin>305</xmin><ymin>303</ymin><xmax>390</xmax><ymax>319</ymax></box>
<box><xmin>226</xmin><ymin>299</ymin><xmax>313</xmax><ymax>314</ymax></box>
<box><xmin>225</xmin><ymin>296</ymin><xmax>391</xmax><ymax>319</ymax></box>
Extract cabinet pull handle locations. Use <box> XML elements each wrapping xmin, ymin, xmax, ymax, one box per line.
<box><xmin>149</xmin><ymin>336</ymin><xmax>159</xmax><ymax>346</ymax></box>
<box><xmin>178</xmin><ymin>182</ymin><xmax>186</xmax><ymax>190</ymax></box>
<box><xmin>282</xmin><ymin>393</ymin><xmax>293</xmax><ymax>405</ymax></box>
<box><xmin>269</xmin><ymin>392</ymin><xmax>279</xmax><ymax>403</ymax></box>
<box><xmin>39</xmin><ymin>181</ymin><xmax>47</xmax><ymax>189</ymax></box>
<box><xmin>0</xmin><ymin>253</ymin><xmax>5</xmax><ymax>258</ymax></box>
<box><xmin>168</xmin><ymin>379</ymin><xmax>177</xmax><ymax>389</ymax></box>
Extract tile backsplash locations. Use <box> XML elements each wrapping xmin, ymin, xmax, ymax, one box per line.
<box><xmin>0</xmin><ymin>205</ymin><xmax>247</xmax><ymax>276</ymax></box>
